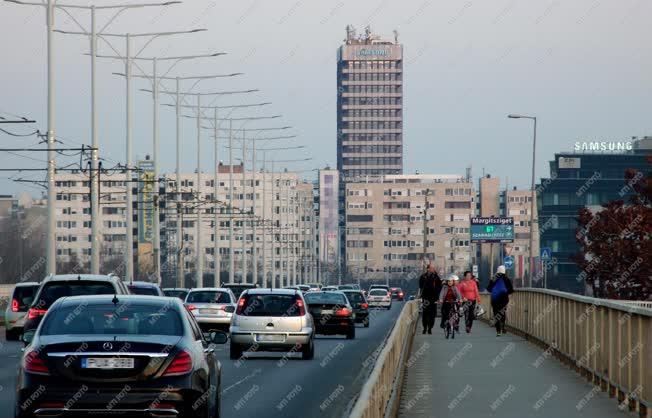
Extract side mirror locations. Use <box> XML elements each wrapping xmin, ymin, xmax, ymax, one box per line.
<box><xmin>22</xmin><ymin>330</ymin><xmax>36</xmax><ymax>345</ymax></box>
<box><xmin>204</xmin><ymin>330</ymin><xmax>228</xmax><ymax>345</ymax></box>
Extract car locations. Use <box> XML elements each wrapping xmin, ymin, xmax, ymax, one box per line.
<box><xmin>304</xmin><ymin>291</ymin><xmax>356</xmax><ymax>339</ymax></box>
<box><xmin>341</xmin><ymin>290</ymin><xmax>370</xmax><ymax>327</ymax></box>
<box><xmin>229</xmin><ymin>288</ymin><xmax>314</xmax><ymax>360</ymax></box>
<box><xmin>223</xmin><ymin>282</ymin><xmax>257</xmax><ymax>299</ymax></box>
<box><xmin>369</xmin><ymin>284</ymin><xmax>390</xmax><ymax>292</ymax></box>
<box><xmin>337</xmin><ymin>284</ymin><xmax>355</xmax><ymax>291</ymax></box>
<box><xmin>306</xmin><ymin>283</ymin><xmax>322</xmax><ymax>291</ymax></box>
<box><xmin>4</xmin><ymin>282</ymin><xmax>39</xmax><ymax>341</ymax></box>
<box><xmin>185</xmin><ymin>287</ymin><xmax>237</xmax><ymax>332</ymax></box>
<box><xmin>24</xmin><ymin>274</ymin><xmax>130</xmax><ymax>333</ymax></box>
<box><xmin>297</xmin><ymin>284</ymin><xmax>311</xmax><ymax>293</ymax></box>
<box><xmin>127</xmin><ymin>280</ymin><xmax>164</xmax><ymax>296</ymax></box>
<box><xmin>390</xmin><ymin>287</ymin><xmax>405</xmax><ymax>301</ymax></box>
<box><xmin>367</xmin><ymin>288</ymin><xmax>392</xmax><ymax>310</ymax></box>
<box><xmin>321</xmin><ymin>286</ymin><xmax>338</xmax><ymax>291</ymax></box>
<box><xmin>163</xmin><ymin>287</ymin><xmax>190</xmax><ymax>300</ymax></box>
<box><xmin>16</xmin><ymin>294</ymin><xmax>227</xmax><ymax>418</ymax></box>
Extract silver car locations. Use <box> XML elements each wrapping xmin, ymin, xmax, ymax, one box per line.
<box><xmin>4</xmin><ymin>282</ymin><xmax>39</xmax><ymax>340</ymax></box>
<box><xmin>229</xmin><ymin>288</ymin><xmax>314</xmax><ymax>360</ymax></box>
<box><xmin>184</xmin><ymin>287</ymin><xmax>237</xmax><ymax>332</ymax></box>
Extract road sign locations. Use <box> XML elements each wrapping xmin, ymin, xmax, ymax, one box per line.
<box><xmin>541</xmin><ymin>247</ymin><xmax>552</xmax><ymax>260</ymax></box>
<box><xmin>470</xmin><ymin>217</ymin><xmax>514</xmax><ymax>243</ymax></box>
<box><xmin>503</xmin><ymin>256</ymin><xmax>514</xmax><ymax>269</ymax></box>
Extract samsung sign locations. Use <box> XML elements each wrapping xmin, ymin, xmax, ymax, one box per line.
<box><xmin>356</xmin><ymin>48</ymin><xmax>390</xmax><ymax>57</ymax></box>
<box><xmin>574</xmin><ymin>141</ymin><xmax>633</xmax><ymax>152</ymax></box>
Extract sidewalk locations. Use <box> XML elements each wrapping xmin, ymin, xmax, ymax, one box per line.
<box><xmin>398</xmin><ymin>320</ymin><xmax>630</xmax><ymax>417</ymax></box>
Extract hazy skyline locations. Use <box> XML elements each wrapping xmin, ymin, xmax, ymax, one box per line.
<box><xmin>1</xmin><ymin>0</ymin><xmax>650</xmax><ymax>195</ymax></box>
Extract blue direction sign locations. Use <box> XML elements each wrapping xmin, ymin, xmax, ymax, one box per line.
<box><xmin>470</xmin><ymin>217</ymin><xmax>515</xmax><ymax>243</ymax></box>
<box><xmin>540</xmin><ymin>247</ymin><xmax>552</xmax><ymax>260</ymax></box>
<box><xmin>503</xmin><ymin>256</ymin><xmax>514</xmax><ymax>269</ymax></box>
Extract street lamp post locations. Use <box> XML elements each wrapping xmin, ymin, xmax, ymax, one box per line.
<box><xmin>508</xmin><ymin>114</ymin><xmax>538</xmax><ymax>288</ymax></box>
<box><xmin>4</xmin><ymin>0</ymin><xmax>181</xmax><ymax>276</ymax></box>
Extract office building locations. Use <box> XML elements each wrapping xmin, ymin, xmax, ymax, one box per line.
<box><xmin>537</xmin><ymin>136</ymin><xmax>652</xmax><ymax>294</ymax></box>
<box><xmin>336</xmin><ymin>25</ymin><xmax>403</xmax><ymax>182</ymax></box>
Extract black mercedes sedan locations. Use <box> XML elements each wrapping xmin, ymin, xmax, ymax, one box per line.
<box><xmin>303</xmin><ymin>291</ymin><xmax>356</xmax><ymax>339</ymax></box>
<box><xmin>16</xmin><ymin>294</ymin><xmax>227</xmax><ymax>418</ymax></box>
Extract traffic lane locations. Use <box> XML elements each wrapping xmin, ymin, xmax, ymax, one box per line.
<box><xmin>0</xmin><ymin>329</ymin><xmax>23</xmax><ymax>417</ymax></box>
<box><xmin>216</xmin><ymin>301</ymin><xmax>405</xmax><ymax>418</ymax></box>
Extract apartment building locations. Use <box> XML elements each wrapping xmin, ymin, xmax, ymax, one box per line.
<box><xmin>52</xmin><ymin>171</ymin><xmax>129</xmax><ymax>269</ymax></box>
<box><xmin>160</xmin><ymin>169</ymin><xmax>315</xmax><ymax>287</ymax></box>
<box><xmin>345</xmin><ymin>174</ymin><xmax>474</xmax><ymax>281</ymax></box>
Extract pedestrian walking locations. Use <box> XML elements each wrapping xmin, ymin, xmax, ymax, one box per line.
<box><xmin>487</xmin><ymin>265</ymin><xmax>514</xmax><ymax>336</ymax></box>
<box><xmin>458</xmin><ymin>270</ymin><xmax>481</xmax><ymax>333</ymax></box>
<box><xmin>418</xmin><ymin>263</ymin><xmax>442</xmax><ymax>334</ymax></box>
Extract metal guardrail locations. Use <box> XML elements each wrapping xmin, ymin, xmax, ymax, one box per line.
<box><xmin>349</xmin><ymin>300</ymin><xmax>419</xmax><ymax>418</ymax></box>
<box><xmin>479</xmin><ymin>289</ymin><xmax>651</xmax><ymax>417</ymax></box>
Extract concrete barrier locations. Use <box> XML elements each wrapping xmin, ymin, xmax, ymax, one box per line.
<box><xmin>479</xmin><ymin>289</ymin><xmax>652</xmax><ymax>418</ymax></box>
<box><xmin>349</xmin><ymin>300</ymin><xmax>419</xmax><ymax>418</ymax></box>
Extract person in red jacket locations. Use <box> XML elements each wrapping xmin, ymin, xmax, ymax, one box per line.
<box><xmin>458</xmin><ymin>271</ymin><xmax>482</xmax><ymax>333</ymax></box>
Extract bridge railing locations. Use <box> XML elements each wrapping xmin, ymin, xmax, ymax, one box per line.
<box><xmin>349</xmin><ymin>300</ymin><xmax>419</xmax><ymax>418</ymax></box>
<box><xmin>479</xmin><ymin>289</ymin><xmax>651</xmax><ymax>417</ymax></box>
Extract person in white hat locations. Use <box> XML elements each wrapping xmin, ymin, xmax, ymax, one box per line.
<box><xmin>438</xmin><ymin>274</ymin><xmax>462</xmax><ymax>332</ymax></box>
<box><xmin>487</xmin><ymin>265</ymin><xmax>514</xmax><ymax>336</ymax></box>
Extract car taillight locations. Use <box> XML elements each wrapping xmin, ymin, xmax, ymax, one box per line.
<box><xmin>162</xmin><ymin>351</ymin><xmax>192</xmax><ymax>376</ymax></box>
<box><xmin>399</xmin><ymin>292</ymin><xmax>404</xmax><ymax>297</ymax></box>
<box><xmin>361</xmin><ymin>303</ymin><xmax>369</xmax><ymax>309</ymax></box>
<box><xmin>295</xmin><ymin>298</ymin><xmax>306</xmax><ymax>316</ymax></box>
<box><xmin>236</xmin><ymin>297</ymin><xmax>247</xmax><ymax>314</ymax></box>
<box><xmin>28</xmin><ymin>308</ymin><xmax>47</xmax><ymax>320</ymax></box>
<box><xmin>11</xmin><ymin>299</ymin><xmax>19</xmax><ymax>312</ymax></box>
<box><xmin>24</xmin><ymin>350</ymin><xmax>49</xmax><ymax>374</ymax></box>
<box><xmin>335</xmin><ymin>308</ymin><xmax>351</xmax><ymax>317</ymax></box>
<box><xmin>185</xmin><ymin>304</ymin><xmax>196</xmax><ymax>311</ymax></box>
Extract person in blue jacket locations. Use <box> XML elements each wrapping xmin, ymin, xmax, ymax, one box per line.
<box><xmin>486</xmin><ymin>265</ymin><xmax>514</xmax><ymax>336</ymax></box>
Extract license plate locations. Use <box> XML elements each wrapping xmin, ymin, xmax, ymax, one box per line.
<box><xmin>82</xmin><ymin>357</ymin><xmax>134</xmax><ymax>369</ymax></box>
<box><xmin>200</xmin><ymin>308</ymin><xmax>221</xmax><ymax>315</ymax></box>
<box><xmin>256</xmin><ymin>334</ymin><xmax>285</xmax><ymax>342</ymax></box>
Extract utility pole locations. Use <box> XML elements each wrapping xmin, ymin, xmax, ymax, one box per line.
<box><xmin>241</xmin><ymin>130</ymin><xmax>247</xmax><ymax>284</ymax></box>
<box><xmin>251</xmin><ymin>138</ymin><xmax>258</xmax><ymax>286</ymax></box>
<box><xmin>229</xmin><ymin>121</ymin><xmax>235</xmax><ymax>283</ymax></box>
<box><xmin>213</xmin><ymin>107</ymin><xmax>220</xmax><ymax>287</ymax></box>
<box><xmin>195</xmin><ymin>95</ymin><xmax>203</xmax><ymax>287</ymax></box>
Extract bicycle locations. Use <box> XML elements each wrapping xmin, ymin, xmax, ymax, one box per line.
<box><xmin>444</xmin><ymin>302</ymin><xmax>460</xmax><ymax>339</ymax></box>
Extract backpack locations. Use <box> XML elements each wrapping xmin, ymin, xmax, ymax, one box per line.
<box><xmin>491</xmin><ymin>277</ymin><xmax>508</xmax><ymax>300</ymax></box>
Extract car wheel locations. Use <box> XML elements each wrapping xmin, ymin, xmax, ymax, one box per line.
<box><xmin>5</xmin><ymin>329</ymin><xmax>19</xmax><ymax>341</ymax></box>
<box><xmin>346</xmin><ymin>327</ymin><xmax>356</xmax><ymax>340</ymax></box>
<box><xmin>229</xmin><ymin>342</ymin><xmax>243</xmax><ymax>360</ymax></box>
<box><xmin>363</xmin><ymin>318</ymin><xmax>370</xmax><ymax>328</ymax></box>
<box><xmin>301</xmin><ymin>340</ymin><xmax>314</xmax><ymax>360</ymax></box>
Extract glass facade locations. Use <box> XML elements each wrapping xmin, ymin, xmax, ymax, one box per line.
<box><xmin>537</xmin><ymin>148</ymin><xmax>651</xmax><ymax>294</ymax></box>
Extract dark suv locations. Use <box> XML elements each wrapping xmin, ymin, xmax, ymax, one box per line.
<box><xmin>24</xmin><ymin>274</ymin><xmax>130</xmax><ymax>333</ymax></box>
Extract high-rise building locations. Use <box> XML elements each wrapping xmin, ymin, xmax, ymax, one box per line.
<box><xmin>337</xmin><ymin>25</ymin><xmax>403</xmax><ymax>182</ymax></box>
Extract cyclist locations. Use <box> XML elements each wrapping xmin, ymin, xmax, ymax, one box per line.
<box><xmin>438</xmin><ymin>274</ymin><xmax>462</xmax><ymax>332</ymax></box>
<box><xmin>458</xmin><ymin>271</ymin><xmax>481</xmax><ymax>333</ymax></box>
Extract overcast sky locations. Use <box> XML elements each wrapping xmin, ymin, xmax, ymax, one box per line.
<box><xmin>1</xmin><ymin>0</ymin><xmax>650</xmax><ymax>196</ymax></box>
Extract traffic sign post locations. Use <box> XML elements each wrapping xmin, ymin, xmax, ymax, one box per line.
<box><xmin>540</xmin><ymin>247</ymin><xmax>552</xmax><ymax>260</ymax></box>
<box><xmin>503</xmin><ymin>256</ymin><xmax>514</xmax><ymax>269</ymax></box>
<box><xmin>470</xmin><ymin>217</ymin><xmax>515</xmax><ymax>243</ymax></box>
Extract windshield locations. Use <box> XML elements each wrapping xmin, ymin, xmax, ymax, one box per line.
<box><xmin>40</xmin><ymin>302</ymin><xmax>183</xmax><ymax>336</ymax></box>
<box><xmin>128</xmin><ymin>286</ymin><xmax>159</xmax><ymax>296</ymax></box>
<box><xmin>238</xmin><ymin>294</ymin><xmax>302</xmax><ymax>316</ymax></box>
<box><xmin>186</xmin><ymin>291</ymin><xmax>231</xmax><ymax>304</ymax></box>
<box><xmin>36</xmin><ymin>281</ymin><xmax>116</xmax><ymax>309</ymax></box>
<box><xmin>370</xmin><ymin>289</ymin><xmax>388</xmax><ymax>296</ymax></box>
<box><xmin>343</xmin><ymin>292</ymin><xmax>364</xmax><ymax>303</ymax></box>
<box><xmin>12</xmin><ymin>285</ymin><xmax>38</xmax><ymax>311</ymax></box>
<box><xmin>304</xmin><ymin>292</ymin><xmax>348</xmax><ymax>305</ymax></box>
<box><xmin>164</xmin><ymin>290</ymin><xmax>188</xmax><ymax>300</ymax></box>
<box><xmin>225</xmin><ymin>285</ymin><xmax>254</xmax><ymax>298</ymax></box>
